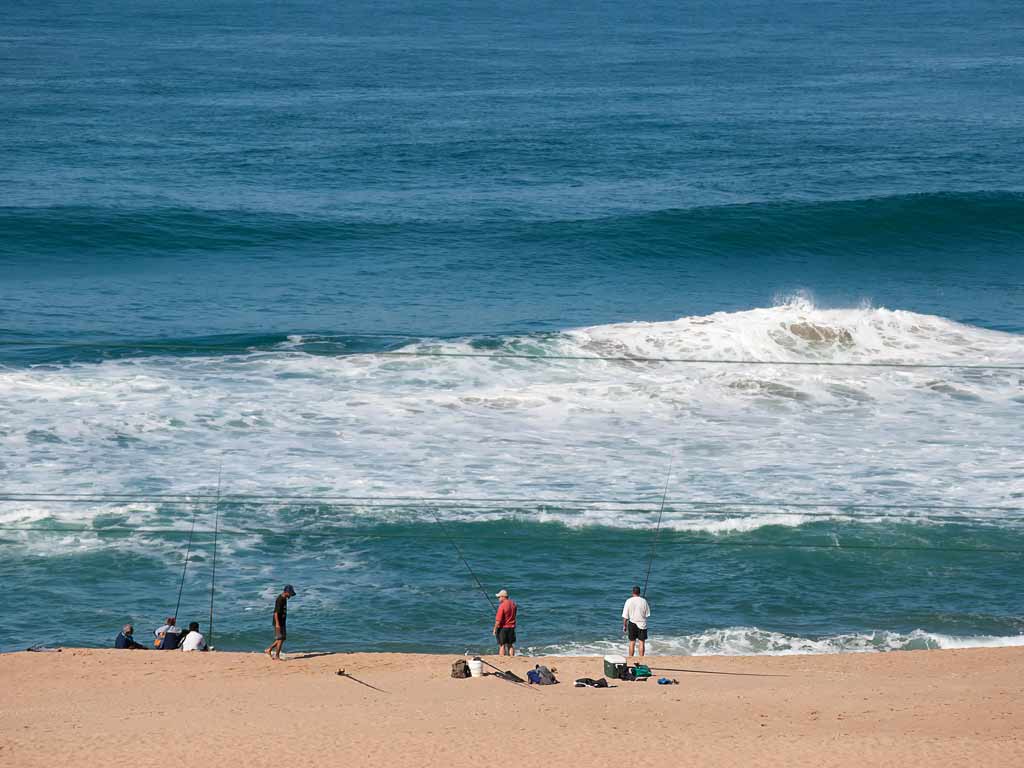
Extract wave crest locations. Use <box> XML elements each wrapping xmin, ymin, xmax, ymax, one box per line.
<box><xmin>532</xmin><ymin>626</ymin><xmax>1024</xmax><ymax>657</ymax></box>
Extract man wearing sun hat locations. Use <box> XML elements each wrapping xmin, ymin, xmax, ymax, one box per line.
<box><xmin>265</xmin><ymin>584</ymin><xmax>296</xmax><ymax>660</ymax></box>
<box><xmin>492</xmin><ymin>588</ymin><xmax>518</xmax><ymax>657</ymax></box>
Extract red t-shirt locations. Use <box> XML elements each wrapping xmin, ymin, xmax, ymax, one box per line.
<box><xmin>494</xmin><ymin>599</ymin><xmax>517</xmax><ymax>628</ymax></box>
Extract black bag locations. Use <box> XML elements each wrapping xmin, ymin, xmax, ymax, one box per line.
<box><xmin>451</xmin><ymin>659</ymin><xmax>471</xmax><ymax>679</ymax></box>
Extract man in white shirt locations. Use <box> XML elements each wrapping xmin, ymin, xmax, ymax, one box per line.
<box><xmin>621</xmin><ymin>585</ymin><xmax>651</xmax><ymax>658</ymax></box>
<box><xmin>179</xmin><ymin>621</ymin><xmax>208</xmax><ymax>652</ymax></box>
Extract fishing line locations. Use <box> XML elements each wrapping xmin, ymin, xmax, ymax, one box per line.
<box><xmin>426</xmin><ymin>504</ymin><xmax>496</xmax><ymax>611</ymax></box>
<box><xmin>208</xmin><ymin>456</ymin><xmax>224</xmax><ymax>649</ymax></box>
<box><xmin>642</xmin><ymin>456</ymin><xmax>674</xmax><ymax>598</ymax></box>
<box><xmin>3</xmin><ymin>524</ymin><xmax>1024</xmax><ymax>554</ymax></box>
<box><xmin>3</xmin><ymin>491</ymin><xmax>1020</xmax><ymax>515</ymax></box>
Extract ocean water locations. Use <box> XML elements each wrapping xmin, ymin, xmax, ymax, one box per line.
<box><xmin>1</xmin><ymin>0</ymin><xmax>1023</xmax><ymax>655</ymax></box>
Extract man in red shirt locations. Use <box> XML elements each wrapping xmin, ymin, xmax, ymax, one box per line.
<box><xmin>492</xmin><ymin>588</ymin><xmax>518</xmax><ymax>656</ymax></box>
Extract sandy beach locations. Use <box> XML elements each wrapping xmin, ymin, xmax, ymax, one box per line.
<box><xmin>2</xmin><ymin>647</ymin><xmax>1022</xmax><ymax>767</ymax></box>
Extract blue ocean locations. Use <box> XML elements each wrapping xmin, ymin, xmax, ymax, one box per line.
<box><xmin>1</xmin><ymin>0</ymin><xmax>1022</xmax><ymax>655</ymax></box>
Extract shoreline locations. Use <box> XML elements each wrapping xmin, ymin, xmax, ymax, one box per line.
<box><xmin>4</xmin><ymin>646</ymin><xmax>1022</xmax><ymax>767</ymax></box>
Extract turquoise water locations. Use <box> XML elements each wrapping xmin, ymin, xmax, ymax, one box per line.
<box><xmin>1</xmin><ymin>1</ymin><xmax>1023</xmax><ymax>655</ymax></box>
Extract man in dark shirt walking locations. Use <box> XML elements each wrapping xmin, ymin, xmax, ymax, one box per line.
<box><xmin>265</xmin><ymin>584</ymin><xmax>296</xmax><ymax>660</ymax></box>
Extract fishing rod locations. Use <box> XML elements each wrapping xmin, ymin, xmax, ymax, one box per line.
<box><xmin>474</xmin><ymin>657</ymin><xmax>539</xmax><ymax>692</ymax></box>
<box><xmin>641</xmin><ymin>456</ymin><xmax>674</xmax><ymax>599</ymax></box>
<box><xmin>173</xmin><ymin>501</ymin><xmax>200</xmax><ymax>622</ymax></box>
<box><xmin>208</xmin><ymin>456</ymin><xmax>224</xmax><ymax>649</ymax></box>
<box><xmin>427</xmin><ymin>505</ymin><xmax>496</xmax><ymax>611</ymax></box>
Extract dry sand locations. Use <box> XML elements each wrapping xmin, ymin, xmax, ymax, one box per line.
<box><xmin>2</xmin><ymin>647</ymin><xmax>1022</xmax><ymax>767</ymax></box>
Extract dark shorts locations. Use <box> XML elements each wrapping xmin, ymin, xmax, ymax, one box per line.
<box><xmin>275</xmin><ymin>627</ymin><xmax>286</xmax><ymax>641</ymax></box>
<box><xmin>496</xmin><ymin>627</ymin><xmax>516</xmax><ymax>647</ymax></box>
<box><xmin>627</xmin><ymin>622</ymin><xmax>648</xmax><ymax>642</ymax></box>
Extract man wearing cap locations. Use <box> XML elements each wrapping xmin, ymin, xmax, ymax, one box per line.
<box><xmin>492</xmin><ymin>589</ymin><xmax>518</xmax><ymax>656</ymax></box>
<box><xmin>622</xmin><ymin>586</ymin><xmax>651</xmax><ymax>658</ymax></box>
<box><xmin>266</xmin><ymin>585</ymin><xmax>296</xmax><ymax>660</ymax></box>
<box><xmin>154</xmin><ymin>617</ymin><xmax>183</xmax><ymax>650</ymax></box>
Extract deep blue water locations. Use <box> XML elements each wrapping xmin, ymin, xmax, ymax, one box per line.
<box><xmin>1</xmin><ymin>0</ymin><xmax>1022</xmax><ymax>655</ymax></box>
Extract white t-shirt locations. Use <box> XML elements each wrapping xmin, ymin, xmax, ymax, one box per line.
<box><xmin>622</xmin><ymin>596</ymin><xmax>651</xmax><ymax>629</ymax></box>
<box><xmin>180</xmin><ymin>631</ymin><xmax>207</xmax><ymax>652</ymax></box>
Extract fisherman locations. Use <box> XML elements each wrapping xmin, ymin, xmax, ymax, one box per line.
<box><xmin>493</xmin><ymin>588</ymin><xmax>518</xmax><ymax>657</ymax></box>
<box><xmin>265</xmin><ymin>584</ymin><xmax>296</xmax><ymax>660</ymax></box>
<box><xmin>179</xmin><ymin>621</ymin><xmax>208</xmax><ymax>652</ymax></box>
<box><xmin>622</xmin><ymin>585</ymin><xmax>651</xmax><ymax>658</ymax></box>
<box><xmin>114</xmin><ymin>624</ymin><xmax>146</xmax><ymax>649</ymax></box>
<box><xmin>154</xmin><ymin>616</ymin><xmax>183</xmax><ymax>650</ymax></box>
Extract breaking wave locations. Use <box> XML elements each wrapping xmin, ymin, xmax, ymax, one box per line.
<box><xmin>2</xmin><ymin>299</ymin><xmax>1023</xmax><ymax>536</ymax></box>
<box><xmin>532</xmin><ymin>626</ymin><xmax>1024</xmax><ymax>657</ymax></box>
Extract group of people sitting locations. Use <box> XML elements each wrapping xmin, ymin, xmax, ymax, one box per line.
<box><xmin>114</xmin><ymin>616</ymin><xmax>208</xmax><ymax>651</ymax></box>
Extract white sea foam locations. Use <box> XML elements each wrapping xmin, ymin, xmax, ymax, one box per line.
<box><xmin>1</xmin><ymin>300</ymin><xmax>1022</xmax><ymax>550</ymax></box>
<box><xmin>529</xmin><ymin>626</ymin><xmax>1024</xmax><ymax>657</ymax></box>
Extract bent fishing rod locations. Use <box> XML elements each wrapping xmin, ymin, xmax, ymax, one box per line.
<box><xmin>641</xmin><ymin>456</ymin><xmax>674</xmax><ymax>598</ymax></box>
<box><xmin>427</xmin><ymin>504</ymin><xmax>496</xmax><ymax>611</ymax></box>
<box><xmin>173</xmin><ymin>501</ymin><xmax>200</xmax><ymax>622</ymax></box>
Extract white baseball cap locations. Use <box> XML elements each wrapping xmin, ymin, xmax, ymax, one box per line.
<box><xmin>495</xmin><ymin>589</ymin><xmax>509</xmax><ymax>598</ymax></box>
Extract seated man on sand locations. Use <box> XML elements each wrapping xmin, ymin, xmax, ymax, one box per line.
<box><xmin>114</xmin><ymin>624</ymin><xmax>146</xmax><ymax>649</ymax></box>
<box><xmin>179</xmin><ymin>622</ymin><xmax>208</xmax><ymax>652</ymax></box>
<box><xmin>154</xmin><ymin>617</ymin><xmax>183</xmax><ymax>650</ymax></box>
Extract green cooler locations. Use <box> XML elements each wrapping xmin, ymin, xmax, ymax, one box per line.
<box><xmin>603</xmin><ymin>654</ymin><xmax>627</xmax><ymax>678</ymax></box>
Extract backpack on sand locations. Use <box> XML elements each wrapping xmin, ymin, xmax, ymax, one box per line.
<box><xmin>527</xmin><ymin>665</ymin><xmax>558</xmax><ymax>685</ymax></box>
<box><xmin>618</xmin><ymin>663</ymin><xmax>652</xmax><ymax>681</ymax></box>
<box><xmin>451</xmin><ymin>659</ymin><xmax>471</xmax><ymax>679</ymax></box>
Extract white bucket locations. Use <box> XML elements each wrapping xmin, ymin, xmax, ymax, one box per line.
<box><xmin>468</xmin><ymin>658</ymin><xmax>483</xmax><ymax>678</ymax></box>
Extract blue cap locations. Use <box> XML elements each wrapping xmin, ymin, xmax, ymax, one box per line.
<box><xmin>283</xmin><ymin>584</ymin><xmax>296</xmax><ymax>596</ymax></box>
